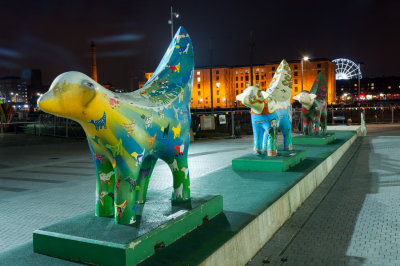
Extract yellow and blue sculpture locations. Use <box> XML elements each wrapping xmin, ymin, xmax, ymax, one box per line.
<box><xmin>38</xmin><ymin>27</ymin><xmax>194</xmax><ymax>224</ymax></box>
<box><xmin>236</xmin><ymin>59</ymin><xmax>293</xmax><ymax>156</ymax></box>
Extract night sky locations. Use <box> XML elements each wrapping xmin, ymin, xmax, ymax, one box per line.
<box><xmin>0</xmin><ymin>0</ymin><xmax>399</xmax><ymax>90</ymax></box>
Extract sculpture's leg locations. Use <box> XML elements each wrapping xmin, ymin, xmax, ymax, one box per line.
<box><xmin>251</xmin><ymin>115</ymin><xmax>264</xmax><ymax>154</ymax></box>
<box><xmin>321</xmin><ymin>113</ymin><xmax>327</xmax><ymax>135</ymax></box>
<box><xmin>94</xmin><ymin>157</ymin><xmax>115</xmax><ymax>217</ymax></box>
<box><xmin>171</xmin><ymin>155</ymin><xmax>190</xmax><ymax>201</ymax></box>
<box><xmin>135</xmin><ymin>156</ymin><xmax>158</xmax><ymax>204</ymax></box>
<box><xmin>88</xmin><ymin>139</ymin><xmax>115</xmax><ymax>217</ymax></box>
<box><xmin>114</xmin><ymin>166</ymin><xmax>140</xmax><ymax>224</ymax></box>
<box><xmin>303</xmin><ymin>118</ymin><xmax>309</xmax><ymax>135</ymax></box>
<box><xmin>280</xmin><ymin>118</ymin><xmax>293</xmax><ymax>151</ymax></box>
<box><xmin>267</xmin><ymin>119</ymin><xmax>277</xmax><ymax>156</ymax></box>
<box><xmin>313</xmin><ymin>118</ymin><xmax>320</xmax><ymax>135</ymax></box>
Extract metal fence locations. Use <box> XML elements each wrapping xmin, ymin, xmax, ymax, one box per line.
<box><xmin>2</xmin><ymin>106</ymin><xmax>400</xmax><ymax>138</ymax></box>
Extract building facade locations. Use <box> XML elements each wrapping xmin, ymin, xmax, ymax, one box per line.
<box><xmin>337</xmin><ymin>76</ymin><xmax>400</xmax><ymax>102</ymax></box>
<box><xmin>0</xmin><ymin>76</ymin><xmax>28</xmax><ymax>104</ymax></box>
<box><xmin>142</xmin><ymin>59</ymin><xmax>336</xmax><ymax>108</ymax></box>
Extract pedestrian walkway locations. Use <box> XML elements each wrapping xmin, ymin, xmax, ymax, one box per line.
<box><xmin>248</xmin><ymin>124</ymin><xmax>400</xmax><ymax>265</ymax></box>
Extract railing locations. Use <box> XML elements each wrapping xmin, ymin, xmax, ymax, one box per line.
<box><xmin>1</xmin><ymin>106</ymin><xmax>399</xmax><ymax>138</ymax></box>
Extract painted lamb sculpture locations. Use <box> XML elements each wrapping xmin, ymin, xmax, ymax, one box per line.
<box><xmin>293</xmin><ymin>72</ymin><xmax>328</xmax><ymax>135</ymax></box>
<box><xmin>37</xmin><ymin>27</ymin><xmax>194</xmax><ymax>225</ymax></box>
<box><xmin>236</xmin><ymin>59</ymin><xmax>293</xmax><ymax>156</ymax></box>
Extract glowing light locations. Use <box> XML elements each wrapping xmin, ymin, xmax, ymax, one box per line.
<box><xmin>303</xmin><ymin>56</ymin><xmax>309</xmax><ymax>61</ymax></box>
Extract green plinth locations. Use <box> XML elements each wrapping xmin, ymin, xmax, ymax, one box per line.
<box><xmin>33</xmin><ymin>195</ymin><xmax>223</xmax><ymax>266</ymax></box>
<box><xmin>232</xmin><ymin>150</ymin><xmax>306</xmax><ymax>172</ymax></box>
<box><xmin>293</xmin><ymin>133</ymin><xmax>336</xmax><ymax>145</ymax></box>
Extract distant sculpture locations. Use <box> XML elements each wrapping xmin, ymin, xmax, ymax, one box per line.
<box><xmin>38</xmin><ymin>27</ymin><xmax>194</xmax><ymax>225</ymax></box>
<box><xmin>236</xmin><ymin>59</ymin><xmax>293</xmax><ymax>156</ymax></box>
<box><xmin>293</xmin><ymin>72</ymin><xmax>328</xmax><ymax>135</ymax></box>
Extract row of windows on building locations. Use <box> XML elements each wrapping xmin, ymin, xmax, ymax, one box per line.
<box><xmin>196</xmin><ymin>70</ymin><xmax>322</xmax><ymax>85</ymax></box>
<box><xmin>340</xmin><ymin>84</ymin><xmax>400</xmax><ymax>91</ymax></box>
<box><xmin>195</xmin><ymin>63</ymin><xmax>323</xmax><ymax>77</ymax></box>
<box><xmin>191</xmin><ymin>97</ymin><xmax>227</xmax><ymax>105</ymax></box>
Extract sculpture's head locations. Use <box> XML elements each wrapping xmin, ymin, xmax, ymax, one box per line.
<box><xmin>293</xmin><ymin>91</ymin><xmax>316</xmax><ymax>109</ymax></box>
<box><xmin>236</xmin><ymin>86</ymin><xmax>268</xmax><ymax>114</ymax></box>
<box><xmin>38</xmin><ymin>71</ymin><xmax>97</xmax><ymax>119</ymax></box>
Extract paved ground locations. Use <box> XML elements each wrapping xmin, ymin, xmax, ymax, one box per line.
<box><xmin>1</xmin><ymin>124</ymin><xmax>399</xmax><ymax>265</ymax></box>
<box><xmin>248</xmin><ymin>124</ymin><xmax>400</xmax><ymax>265</ymax></box>
<box><xmin>0</xmin><ymin>133</ymin><xmax>256</xmax><ymax>253</ymax></box>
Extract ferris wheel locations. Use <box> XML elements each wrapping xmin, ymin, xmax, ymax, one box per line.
<box><xmin>332</xmin><ymin>58</ymin><xmax>362</xmax><ymax>80</ymax></box>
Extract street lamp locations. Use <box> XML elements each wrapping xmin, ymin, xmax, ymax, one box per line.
<box><xmin>222</xmin><ymin>97</ymin><xmax>227</xmax><ymax>108</ymax></box>
<box><xmin>168</xmin><ymin>6</ymin><xmax>179</xmax><ymax>40</ymax></box>
<box><xmin>301</xmin><ymin>56</ymin><xmax>309</xmax><ymax>91</ymax></box>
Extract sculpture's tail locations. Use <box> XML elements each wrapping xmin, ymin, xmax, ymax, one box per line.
<box><xmin>143</xmin><ymin>26</ymin><xmax>194</xmax><ymax>107</ymax></box>
<box><xmin>310</xmin><ymin>72</ymin><xmax>328</xmax><ymax>101</ymax></box>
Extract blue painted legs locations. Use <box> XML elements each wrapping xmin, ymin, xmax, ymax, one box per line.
<box><xmin>251</xmin><ymin>111</ymin><xmax>293</xmax><ymax>156</ymax></box>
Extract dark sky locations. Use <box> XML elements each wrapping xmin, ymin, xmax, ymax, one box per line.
<box><xmin>0</xmin><ymin>0</ymin><xmax>399</xmax><ymax>89</ymax></box>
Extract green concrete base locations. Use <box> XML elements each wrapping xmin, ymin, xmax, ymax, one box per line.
<box><xmin>293</xmin><ymin>132</ymin><xmax>336</xmax><ymax>145</ymax></box>
<box><xmin>232</xmin><ymin>150</ymin><xmax>306</xmax><ymax>172</ymax></box>
<box><xmin>33</xmin><ymin>195</ymin><xmax>223</xmax><ymax>266</ymax></box>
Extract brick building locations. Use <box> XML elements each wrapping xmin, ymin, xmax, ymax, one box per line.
<box><xmin>141</xmin><ymin>58</ymin><xmax>337</xmax><ymax>108</ymax></box>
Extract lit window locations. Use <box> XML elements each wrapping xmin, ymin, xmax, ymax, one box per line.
<box><xmin>197</xmin><ymin>77</ymin><xmax>201</xmax><ymax>82</ymax></box>
<box><xmin>198</xmin><ymin>99</ymin><xmax>202</xmax><ymax>104</ymax></box>
<box><xmin>197</xmin><ymin>71</ymin><xmax>200</xmax><ymax>75</ymax></box>
<box><xmin>216</xmin><ymin>82</ymin><xmax>220</xmax><ymax>88</ymax></box>
<box><xmin>245</xmin><ymin>70</ymin><xmax>249</xmax><ymax>74</ymax></box>
<box><xmin>240</xmin><ymin>71</ymin><xmax>243</xmax><ymax>74</ymax></box>
<box><xmin>256</xmin><ymin>81</ymin><xmax>259</xmax><ymax>86</ymax></box>
<box><xmin>371</xmin><ymin>83</ymin><xmax>374</xmax><ymax>86</ymax></box>
<box><xmin>246</xmin><ymin>82</ymin><xmax>249</xmax><ymax>88</ymax></box>
<box><xmin>261</xmin><ymin>69</ymin><xmax>264</xmax><ymax>73</ymax></box>
<box><xmin>341</xmin><ymin>88</ymin><xmax>344</xmax><ymax>91</ymax></box>
<box><xmin>256</xmin><ymin>69</ymin><xmax>259</xmax><ymax>74</ymax></box>
<box><xmin>388</xmin><ymin>86</ymin><xmax>391</xmax><ymax>89</ymax></box>
<box><xmin>354</xmin><ymin>84</ymin><xmax>358</xmax><ymax>87</ymax></box>
<box><xmin>236</xmin><ymin>71</ymin><xmax>238</xmax><ymax>75</ymax></box>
